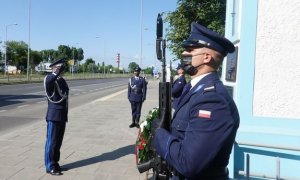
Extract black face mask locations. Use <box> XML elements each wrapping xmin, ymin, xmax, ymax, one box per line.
<box><xmin>181</xmin><ymin>54</ymin><xmax>205</xmax><ymax>76</ymax></box>
<box><xmin>181</xmin><ymin>56</ymin><xmax>197</xmax><ymax>76</ymax></box>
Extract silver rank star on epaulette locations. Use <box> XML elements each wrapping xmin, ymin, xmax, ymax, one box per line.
<box><xmin>203</xmin><ymin>85</ymin><xmax>215</xmax><ymax>93</ymax></box>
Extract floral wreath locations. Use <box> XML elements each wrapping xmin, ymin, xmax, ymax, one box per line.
<box><xmin>135</xmin><ymin>107</ymin><xmax>159</xmax><ymax>164</ymax></box>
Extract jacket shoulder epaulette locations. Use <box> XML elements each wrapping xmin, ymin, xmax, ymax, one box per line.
<box><xmin>203</xmin><ymin>82</ymin><xmax>215</xmax><ymax>93</ymax></box>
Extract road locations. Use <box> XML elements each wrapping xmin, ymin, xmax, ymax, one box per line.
<box><xmin>0</xmin><ymin>78</ymin><xmax>129</xmax><ymax>135</ymax></box>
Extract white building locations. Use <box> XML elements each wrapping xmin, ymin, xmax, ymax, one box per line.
<box><xmin>35</xmin><ymin>62</ymin><xmax>52</xmax><ymax>73</ymax></box>
<box><xmin>223</xmin><ymin>0</ymin><xmax>300</xmax><ymax>179</ymax></box>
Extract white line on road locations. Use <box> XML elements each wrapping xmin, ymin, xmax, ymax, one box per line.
<box><xmin>92</xmin><ymin>89</ymin><xmax>127</xmax><ymax>103</ymax></box>
<box><xmin>0</xmin><ymin>110</ymin><xmax>7</xmax><ymax>113</ymax></box>
<box><xmin>17</xmin><ymin>105</ymin><xmax>29</xmax><ymax>108</ymax></box>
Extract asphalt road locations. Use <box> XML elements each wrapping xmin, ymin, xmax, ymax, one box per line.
<box><xmin>0</xmin><ymin>78</ymin><xmax>129</xmax><ymax>135</ymax></box>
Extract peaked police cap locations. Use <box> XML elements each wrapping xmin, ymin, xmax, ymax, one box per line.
<box><xmin>49</xmin><ymin>58</ymin><xmax>65</xmax><ymax>68</ymax></box>
<box><xmin>182</xmin><ymin>22</ymin><xmax>235</xmax><ymax>56</ymax></box>
<box><xmin>134</xmin><ymin>66</ymin><xmax>141</xmax><ymax>72</ymax></box>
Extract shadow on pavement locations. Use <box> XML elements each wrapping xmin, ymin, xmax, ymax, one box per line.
<box><xmin>0</xmin><ymin>94</ymin><xmax>45</xmax><ymax>107</ymax></box>
<box><xmin>61</xmin><ymin>144</ymin><xmax>135</xmax><ymax>170</ymax></box>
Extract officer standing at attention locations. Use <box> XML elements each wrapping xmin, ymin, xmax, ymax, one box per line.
<box><xmin>128</xmin><ymin>66</ymin><xmax>147</xmax><ymax>128</ymax></box>
<box><xmin>172</xmin><ymin>63</ymin><xmax>187</xmax><ymax>110</ymax></box>
<box><xmin>44</xmin><ymin>59</ymin><xmax>69</xmax><ymax>176</ymax></box>
<box><xmin>154</xmin><ymin>22</ymin><xmax>240</xmax><ymax>180</ymax></box>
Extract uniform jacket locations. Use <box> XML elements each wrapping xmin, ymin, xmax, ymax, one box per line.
<box><xmin>154</xmin><ymin>72</ymin><xmax>240</xmax><ymax>179</ymax></box>
<box><xmin>172</xmin><ymin>75</ymin><xmax>187</xmax><ymax>109</ymax></box>
<box><xmin>44</xmin><ymin>73</ymin><xmax>69</xmax><ymax>122</ymax></box>
<box><xmin>128</xmin><ymin>76</ymin><xmax>147</xmax><ymax>102</ymax></box>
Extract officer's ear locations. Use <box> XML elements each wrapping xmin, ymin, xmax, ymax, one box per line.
<box><xmin>204</xmin><ymin>52</ymin><xmax>221</xmax><ymax>69</ymax></box>
<box><xmin>203</xmin><ymin>53</ymin><xmax>212</xmax><ymax>64</ymax></box>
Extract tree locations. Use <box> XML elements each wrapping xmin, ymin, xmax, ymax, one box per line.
<box><xmin>6</xmin><ymin>41</ymin><xmax>28</xmax><ymax>70</ymax></box>
<box><xmin>0</xmin><ymin>40</ymin><xmax>2</xmax><ymax>60</ymax></box>
<box><xmin>128</xmin><ymin>62</ymin><xmax>138</xmax><ymax>73</ymax></box>
<box><xmin>143</xmin><ymin>66</ymin><xmax>153</xmax><ymax>75</ymax></box>
<box><xmin>30</xmin><ymin>50</ymin><xmax>42</xmax><ymax>66</ymax></box>
<box><xmin>165</xmin><ymin>0</ymin><xmax>226</xmax><ymax>59</ymax></box>
<box><xmin>85</xmin><ymin>58</ymin><xmax>95</xmax><ymax>65</ymax></box>
<box><xmin>83</xmin><ymin>58</ymin><xmax>96</xmax><ymax>72</ymax></box>
<box><xmin>70</xmin><ymin>47</ymin><xmax>83</xmax><ymax>61</ymax></box>
<box><xmin>57</xmin><ymin>45</ymin><xmax>71</xmax><ymax>59</ymax></box>
<box><xmin>77</xmin><ymin>48</ymin><xmax>84</xmax><ymax>62</ymax></box>
<box><xmin>40</xmin><ymin>49</ymin><xmax>56</xmax><ymax>62</ymax></box>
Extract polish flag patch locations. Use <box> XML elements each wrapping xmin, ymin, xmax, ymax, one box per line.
<box><xmin>198</xmin><ymin>110</ymin><xmax>211</xmax><ymax>119</ymax></box>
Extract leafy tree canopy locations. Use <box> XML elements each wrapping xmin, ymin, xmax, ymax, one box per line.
<box><xmin>128</xmin><ymin>62</ymin><xmax>139</xmax><ymax>73</ymax></box>
<box><xmin>2</xmin><ymin>41</ymin><xmax>84</xmax><ymax>71</ymax></box>
<box><xmin>165</xmin><ymin>0</ymin><xmax>226</xmax><ymax>59</ymax></box>
<box><xmin>85</xmin><ymin>58</ymin><xmax>95</xmax><ymax>65</ymax></box>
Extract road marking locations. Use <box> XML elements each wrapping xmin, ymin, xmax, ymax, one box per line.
<box><xmin>92</xmin><ymin>89</ymin><xmax>127</xmax><ymax>103</ymax></box>
<box><xmin>37</xmin><ymin>101</ymin><xmax>45</xmax><ymax>104</ymax></box>
<box><xmin>0</xmin><ymin>110</ymin><xmax>7</xmax><ymax>113</ymax></box>
<box><xmin>17</xmin><ymin>105</ymin><xmax>29</xmax><ymax>108</ymax></box>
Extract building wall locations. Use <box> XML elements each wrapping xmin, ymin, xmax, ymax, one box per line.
<box><xmin>223</xmin><ymin>0</ymin><xmax>300</xmax><ymax>179</ymax></box>
<box><xmin>253</xmin><ymin>0</ymin><xmax>300</xmax><ymax>119</ymax></box>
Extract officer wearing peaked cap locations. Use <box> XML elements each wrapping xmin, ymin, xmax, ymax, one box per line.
<box><xmin>154</xmin><ymin>22</ymin><xmax>240</xmax><ymax>179</ymax></box>
<box><xmin>172</xmin><ymin>63</ymin><xmax>187</xmax><ymax>110</ymax></box>
<box><xmin>43</xmin><ymin>58</ymin><xmax>69</xmax><ymax>175</ymax></box>
<box><xmin>128</xmin><ymin>66</ymin><xmax>147</xmax><ymax>128</ymax></box>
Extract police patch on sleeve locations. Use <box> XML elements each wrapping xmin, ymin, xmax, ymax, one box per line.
<box><xmin>198</xmin><ymin>110</ymin><xmax>211</xmax><ymax>119</ymax></box>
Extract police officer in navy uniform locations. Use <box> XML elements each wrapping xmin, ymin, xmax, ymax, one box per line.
<box><xmin>44</xmin><ymin>59</ymin><xmax>69</xmax><ymax>175</ymax></box>
<box><xmin>128</xmin><ymin>66</ymin><xmax>147</xmax><ymax>128</ymax></box>
<box><xmin>154</xmin><ymin>22</ymin><xmax>240</xmax><ymax>180</ymax></box>
<box><xmin>172</xmin><ymin>63</ymin><xmax>187</xmax><ymax>110</ymax></box>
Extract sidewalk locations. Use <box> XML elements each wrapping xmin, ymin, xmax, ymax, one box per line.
<box><xmin>0</xmin><ymin>80</ymin><xmax>159</xmax><ymax>180</ymax></box>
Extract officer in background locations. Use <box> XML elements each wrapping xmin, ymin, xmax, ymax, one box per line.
<box><xmin>43</xmin><ymin>59</ymin><xmax>69</xmax><ymax>176</ymax></box>
<box><xmin>128</xmin><ymin>66</ymin><xmax>147</xmax><ymax>128</ymax></box>
<box><xmin>172</xmin><ymin>63</ymin><xmax>187</xmax><ymax>110</ymax></box>
<box><xmin>154</xmin><ymin>22</ymin><xmax>240</xmax><ymax>179</ymax></box>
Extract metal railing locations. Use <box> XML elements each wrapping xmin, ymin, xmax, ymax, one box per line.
<box><xmin>236</xmin><ymin>141</ymin><xmax>300</xmax><ymax>180</ymax></box>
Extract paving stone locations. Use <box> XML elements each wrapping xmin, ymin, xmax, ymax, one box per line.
<box><xmin>0</xmin><ymin>80</ymin><xmax>159</xmax><ymax>180</ymax></box>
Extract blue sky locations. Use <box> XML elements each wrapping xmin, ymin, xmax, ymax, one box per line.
<box><xmin>0</xmin><ymin>0</ymin><xmax>178</xmax><ymax>69</ymax></box>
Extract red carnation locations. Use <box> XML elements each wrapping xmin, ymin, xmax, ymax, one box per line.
<box><xmin>139</xmin><ymin>137</ymin><xmax>146</xmax><ymax>150</ymax></box>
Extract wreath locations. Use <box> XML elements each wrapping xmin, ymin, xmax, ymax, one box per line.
<box><xmin>135</xmin><ymin>107</ymin><xmax>159</xmax><ymax>164</ymax></box>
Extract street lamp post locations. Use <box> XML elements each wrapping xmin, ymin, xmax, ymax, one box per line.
<box><xmin>27</xmin><ymin>0</ymin><xmax>31</xmax><ymax>81</ymax></box>
<box><xmin>72</xmin><ymin>42</ymin><xmax>79</xmax><ymax>76</ymax></box>
<box><xmin>5</xmin><ymin>23</ymin><xmax>18</xmax><ymax>77</ymax></box>
<box><xmin>72</xmin><ymin>48</ymin><xmax>74</xmax><ymax>76</ymax></box>
<box><xmin>140</xmin><ymin>0</ymin><xmax>143</xmax><ymax>68</ymax></box>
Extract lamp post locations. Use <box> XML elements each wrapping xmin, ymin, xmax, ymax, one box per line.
<box><xmin>140</xmin><ymin>0</ymin><xmax>143</xmax><ymax>68</ymax></box>
<box><xmin>95</xmin><ymin>36</ymin><xmax>106</xmax><ymax>76</ymax></box>
<box><xmin>72</xmin><ymin>43</ymin><xmax>79</xmax><ymax>76</ymax></box>
<box><xmin>72</xmin><ymin>48</ymin><xmax>74</xmax><ymax>76</ymax></box>
<box><xmin>5</xmin><ymin>23</ymin><xmax>18</xmax><ymax>77</ymax></box>
<box><xmin>27</xmin><ymin>0</ymin><xmax>31</xmax><ymax>81</ymax></box>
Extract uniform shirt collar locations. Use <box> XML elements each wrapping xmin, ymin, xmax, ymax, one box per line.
<box><xmin>191</xmin><ymin>72</ymin><xmax>211</xmax><ymax>88</ymax></box>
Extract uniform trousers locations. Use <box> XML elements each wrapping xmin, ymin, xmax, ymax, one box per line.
<box><xmin>45</xmin><ymin>121</ymin><xmax>66</xmax><ymax>171</ymax></box>
<box><xmin>130</xmin><ymin>101</ymin><xmax>143</xmax><ymax>121</ymax></box>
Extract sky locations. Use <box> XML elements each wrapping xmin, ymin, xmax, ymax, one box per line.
<box><xmin>0</xmin><ymin>0</ymin><xmax>178</xmax><ymax>70</ymax></box>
